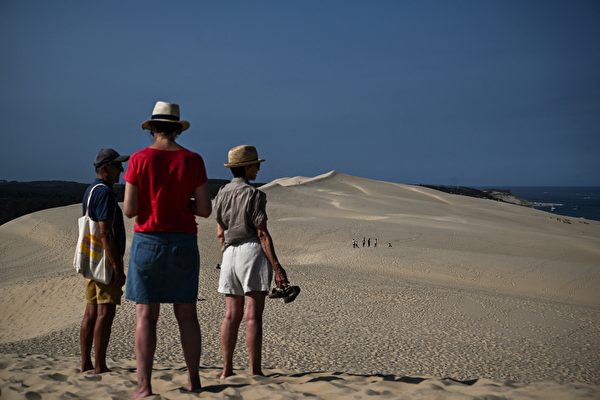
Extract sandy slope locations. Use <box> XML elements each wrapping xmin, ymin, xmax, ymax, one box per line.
<box><xmin>263</xmin><ymin>171</ymin><xmax>600</xmax><ymax>305</ymax></box>
<box><xmin>1</xmin><ymin>171</ymin><xmax>599</xmax><ymax>398</ymax></box>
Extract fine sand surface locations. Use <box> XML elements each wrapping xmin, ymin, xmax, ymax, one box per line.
<box><xmin>1</xmin><ymin>171</ymin><xmax>600</xmax><ymax>399</ymax></box>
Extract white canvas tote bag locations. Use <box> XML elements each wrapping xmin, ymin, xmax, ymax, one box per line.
<box><xmin>73</xmin><ymin>183</ymin><xmax>113</xmax><ymax>284</ymax></box>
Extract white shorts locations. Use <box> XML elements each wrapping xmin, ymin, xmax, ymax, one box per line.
<box><xmin>218</xmin><ymin>241</ymin><xmax>272</xmax><ymax>296</ymax></box>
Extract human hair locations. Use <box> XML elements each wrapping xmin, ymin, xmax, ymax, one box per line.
<box><xmin>150</xmin><ymin>122</ymin><xmax>181</xmax><ymax>141</ymax></box>
<box><xmin>230</xmin><ymin>166</ymin><xmax>246</xmax><ymax>178</ymax></box>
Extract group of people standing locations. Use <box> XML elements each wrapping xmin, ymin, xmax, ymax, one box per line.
<box><xmin>80</xmin><ymin>101</ymin><xmax>294</xmax><ymax>398</ymax></box>
<box><xmin>352</xmin><ymin>237</ymin><xmax>378</xmax><ymax>248</ymax></box>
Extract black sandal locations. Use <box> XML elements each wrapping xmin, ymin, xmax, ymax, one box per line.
<box><xmin>268</xmin><ymin>285</ymin><xmax>301</xmax><ymax>303</ymax></box>
<box><xmin>268</xmin><ymin>286</ymin><xmax>287</xmax><ymax>298</ymax></box>
<box><xmin>283</xmin><ymin>285</ymin><xmax>301</xmax><ymax>303</ymax></box>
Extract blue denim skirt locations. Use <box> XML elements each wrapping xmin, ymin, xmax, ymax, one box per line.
<box><xmin>126</xmin><ymin>232</ymin><xmax>200</xmax><ymax>304</ymax></box>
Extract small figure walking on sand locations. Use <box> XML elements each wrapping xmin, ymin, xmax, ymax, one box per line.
<box><xmin>374</xmin><ymin>238</ymin><xmax>377</xmax><ymax>248</ymax></box>
<box><xmin>388</xmin><ymin>242</ymin><xmax>392</xmax><ymax>247</ymax></box>
<box><xmin>368</xmin><ymin>238</ymin><xmax>371</xmax><ymax>247</ymax></box>
<box><xmin>362</xmin><ymin>237</ymin><xmax>366</xmax><ymax>247</ymax></box>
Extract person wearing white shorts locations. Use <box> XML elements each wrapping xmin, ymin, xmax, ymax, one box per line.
<box><xmin>218</xmin><ymin>240</ymin><xmax>272</xmax><ymax>295</ymax></box>
<box><xmin>214</xmin><ymin>145</ymin><xmax>289</xmax><ymax>379</ymax></box>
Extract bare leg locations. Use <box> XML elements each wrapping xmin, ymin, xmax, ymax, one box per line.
<box><xmin>80</xmin><ymin>304</ymin><xmax>97</xmax><ymax>372</ymax></box>
<box><xmin>220</xmin><ymin>295</ymin><xmax>244</xmax><ymax>379</ymax></box>
<box><xmin>173</xmin><ymin>303</ymin><xmax>202</xmax><ymax>392</ymax></box>
<box><xmin>131</xmin><ymin>303</ymin><xmax>160</xmax><ymax>400</ymax></box>
<box><xmin>93</xmin><ymin>303</ymin><xmax>116</xmax><ymax>373</ymax></box>
<box><xmin>245</xmin><ymin>291</ymin><xmax>266</xmax><ymax>376</ymax></box>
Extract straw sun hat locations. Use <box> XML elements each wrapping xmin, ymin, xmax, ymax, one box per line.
<box><xmin>224</xmin><ymin>145</ymin><xmax>266</xmax><ymax>168</ymax></box>
<box><xmin>141</xmin><ymin>101</ymin><xmax>190</xmax><ymax>132</ymax></box>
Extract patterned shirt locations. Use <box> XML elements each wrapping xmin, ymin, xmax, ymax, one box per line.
<box><xmin>214</xmin><ymin>177</ymin><xmax>268</xmax><ymax>247</ymax></box>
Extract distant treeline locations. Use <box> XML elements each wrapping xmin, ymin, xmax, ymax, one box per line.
<box><xmin>419</xmin><ymin>185</ymin><xmax>530</xmax><ymax>206</ymax></box>
<box><xmin>419</xmin><ymin>185</ymin><xmax>499</xmax><ymax>200</ymax></box>
<box><xmin>0</xmin><ymin>179</ymin><xmax>248</xmax><ymax>226</ymax></box>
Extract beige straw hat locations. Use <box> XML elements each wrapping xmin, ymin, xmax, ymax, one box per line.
<box><xmin>224</xmin><ymin>145</ymin><xmax>266</xmax><ymax>168</ymax></box>
<box><xmin>141</xmin><ymin>101</ymin><xmax>190</xmax><ymax>132</ymax></box>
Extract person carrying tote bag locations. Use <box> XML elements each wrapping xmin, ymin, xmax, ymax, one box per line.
<box><xmin>74</xmin><ymin>183</ymin><xmax>114</xmax><ymax>284</ymax></box>
<box><xmin>78</xmin><ymin>148</ymin><xmax>128</xmax><ymax>374</ymax></box>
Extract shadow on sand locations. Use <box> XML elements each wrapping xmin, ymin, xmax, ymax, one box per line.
<box><xmin>198</xmin><ymin>369</ymin><xmax>479</xmax><ymax>394</ymax></box>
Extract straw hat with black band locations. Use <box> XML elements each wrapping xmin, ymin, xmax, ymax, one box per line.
<box><xmin>141</xmin><ymin>101</ymin><xmax>190</xmax><ymax>132</ymax></box>
<box><xmin>224</xmin><ymin>145</ymin><xmax>266</xmax><ymax>168</ymax></box>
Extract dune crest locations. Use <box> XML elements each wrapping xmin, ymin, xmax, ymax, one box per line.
<box><xmin>260</xmin><ymin>170</ymin><xmax>339</xmax><ymax>189</ymax></box>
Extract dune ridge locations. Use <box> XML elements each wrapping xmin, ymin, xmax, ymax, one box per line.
<box><xmin>1</xmin><ymin>171</ymin><xmax>599</xmax><ymax>398</ymax></box>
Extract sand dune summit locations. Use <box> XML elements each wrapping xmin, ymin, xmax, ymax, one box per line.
<box><xmin>1</xmin><ymin>172</ymin><xmax>600</xmax><ymax>398</ymax></box>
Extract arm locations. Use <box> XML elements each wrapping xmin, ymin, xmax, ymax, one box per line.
<box><xmin>216</xmin><ymin>223</ymin><xmax>225</xmax><ymax>250</ymax></box>
<box><xmin>192</xmin><ymin>182</ymin><xmax>212</xmax><ymax>218</ymax></box>
<box><xmin>257</xmin><ymin>222</ymin><xmax>288</xmax><ymax>287</ymax></box>
<box><xmin>123</xmin><ymin>182</ymin><xmax>138</xmax><ymax>218</ymax></box>
<box><xmin>98</xmin><ymin>220</ymin><xmax>126</xmax><ymax>287</ymax></box>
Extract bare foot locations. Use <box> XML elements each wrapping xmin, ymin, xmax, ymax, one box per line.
<box><xmin>250</xmin><ymin>370</ymin><xmax>265</xmax><ymax>377</ymax></box>
<box><xmin>94</xmin><ymin>367</ymin><xmax>111</xmax><ymax>374</ymax></box>
<box><xmin>186</xmin><ymin>375</ymin><xmax>201</xmax><ymax>393</ymax></box>
<box><xmin>220</xmin><ymin>369</ymin><xmax>235</xmax><ymax>379</ymax></box>
<box><xmin>130</xmin><ymin>388</ymin><xmax>152</xmax><ymax>400</ymax></box>
<box><xmin>80</xmin><ymin>363</ymin><xmax>94</xmax><ymax>373</ymax></box>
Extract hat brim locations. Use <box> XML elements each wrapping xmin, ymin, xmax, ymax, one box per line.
<box><xmin>224</xmin><ymin>159</ymin><xmax>266</xmax><ymax>168</ymax></box>
<box><xmin>94</xmin><ymin>155</ymin><xmax>129</xmax><ymax>168</ymax></box>
<box><xmin>141</xmin><ymin>119</ymin><xmax>190</xmax><ymax>132</ymax></box>
<box><xmin>114</xmin><ymin>155</ymin><xmax>129</xmax><ymax>162</ymax></box>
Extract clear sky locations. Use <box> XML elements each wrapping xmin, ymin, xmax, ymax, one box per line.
<box><xmin>1</xmin><ymin>0</ymin><xmax>599</xmax><ymax>186</ymax></box>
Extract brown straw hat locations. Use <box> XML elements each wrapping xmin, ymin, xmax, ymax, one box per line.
<box><xmin>141</xmin><ymin>101</ymin><xmax>190</xmax><ymax>132</ymax></box>
<box><xmin>224</xmin><ymin>145</ymin><xmax>266</xmax><ymax>168</ymax></box>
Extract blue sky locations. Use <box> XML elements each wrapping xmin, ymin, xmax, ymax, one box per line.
<box><xmin>1</xmin><ymin>0</ymin><xmax>599</xmax><ymax>186</ymax></box>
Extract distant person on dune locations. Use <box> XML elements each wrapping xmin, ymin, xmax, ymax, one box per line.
<box><xmin>79</xmin><ymin>148</ymin><xmax>129</xmax><ymax>374</ymax></box>
<box><xmin>214</xmin><ymin>144</ymin><xmax>294</xmax><ymax>379</ymax></box>
<box><xmin>123</xmin><ymin>101</ymin><xmax>212</xmax><ymax>398</ymax></box>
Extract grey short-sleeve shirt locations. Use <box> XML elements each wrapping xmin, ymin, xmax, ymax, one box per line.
<box><xmin>214</xmin><ymin>178</ymin><xmax>268</xmax><ymax>246</ymax></box>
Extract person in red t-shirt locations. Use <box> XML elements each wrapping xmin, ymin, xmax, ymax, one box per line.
<box><xmin>123</xmin><ymin>101</ymin><xmax>212</xmax><ymax>398</ymax></box>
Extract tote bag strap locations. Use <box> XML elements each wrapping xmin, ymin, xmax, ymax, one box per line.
<box><xmin>84</xmin><ymin>183</ymin><xmax>108</xmax><ymax>217</ymax></box>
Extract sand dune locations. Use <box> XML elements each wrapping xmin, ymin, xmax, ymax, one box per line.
<box><xmin>262</xmin><ymin>171</ymin><xmax>600</xmax><ymax>305</ymax></box>
<box><xmin>2</xmin><ymin>353</ymin><xmax>599</xmax><ymax>400</ymax></box>
<box><xmin>1</xmin><ymin>171</ymin><xmax>599</xmax><ymax>398</ymax></box>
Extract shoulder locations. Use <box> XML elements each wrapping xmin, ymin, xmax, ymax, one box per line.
<box><xmin>93</xmin><ymin>184</ymin><xmax>115</xmax><ymax>202</ymax></box>
<box><xmin>216</xmin><ymin>182</ymin><xmax>236</xmax><ymax>197</ymax></box>
<box><xmin>256</xmin><ymin>188</ymin><xmax>267</xmax><ymax>202</ymax></box>
<box><xmin>130</xmin><ymin>148</ymin><xmax>153</xmax><ymax>160</ymax></box>
<box><xmin>126</xmin><ymin>149</ymin><xmax>148</xmax><ymax>167</ymax></box>
<box><xmin>252</xmin><ymin>186</ymin><xmax>265</xmax><ymax>196</ymax></box>
<box><xmin>89</xmin><ymin>184</ymin><xmax>116</xmax><ymax>219</ymax></box>
<box><xmin>179</xmin><ymin>148</ymin><xmax>205</xmax><ymax>163</ymax></box>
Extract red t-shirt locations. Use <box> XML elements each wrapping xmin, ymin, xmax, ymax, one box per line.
<box><xmin>124</xmin><ymin>147</ymin><xmax>208</xmax><ymax>234</ymax></box>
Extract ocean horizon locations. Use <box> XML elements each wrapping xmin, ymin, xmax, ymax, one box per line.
<box><xmin>492</xmin><ymin>186</ymin><xmax>600</xmax><ymax>222</ymax></box>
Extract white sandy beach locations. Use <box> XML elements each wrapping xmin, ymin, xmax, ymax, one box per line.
<box><xmin>1</xmin><ymin>171</ymin><xmax>600</xmax><ymax>399</ymax></box>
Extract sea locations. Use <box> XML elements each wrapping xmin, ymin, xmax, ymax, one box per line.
<box><xmin>497</xmin><ymin>187</ymin><xmax>600</xmax><ymax>222</ymax></box>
